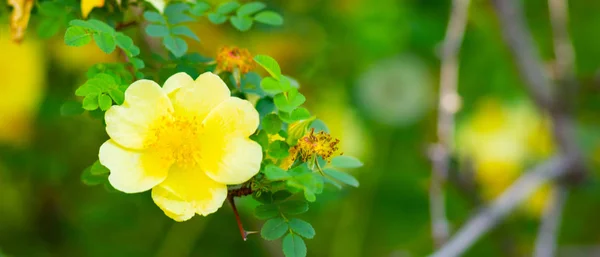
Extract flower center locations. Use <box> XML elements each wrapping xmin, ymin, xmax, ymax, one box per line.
<box><xmin>146</xmin><ymin>114</ymin><xmax>203</xmax><ymax>168</ymax></box>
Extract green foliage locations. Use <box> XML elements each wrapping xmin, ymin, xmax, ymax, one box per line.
<box><xmin>288</xmin><ymin>219</ymin><xmax>315</xmax><ymax>239</ymax></box>
<box><xmin>143</xmin><ymin>3</ymin><xmax>198</xmax><ymax>57</ymax></box>
<box><xmin>254</xmin><ymin>11</ymin><xmax>284</xmax><ymax>26</ymax></box>
<box><xmin>81</xmin><ymin>164</ymin><xmax>108</xmax><ymax>186</ymax></box>
<box><xmin>194</xmin><ymin>1</ymin><xmax>282</xmax><ymax>31</ymax></box>
<box><xmin>282</xmin><ymin>233</ymin><xmax>307</xmax><ymax>257</ymax></box>
<box><xmin>261</xmin><ymin>217</ymin><xmax>288</xmax><ymax>240</ymax></box>
<box><xmin>64</xmin><ymin>19</ymin><xmax>143</xmax><ymax>71</ymax></box>
<box><xmin>37</xmin><ymin>0</ymin><xmax>77</xmax><ymax>38</ymax></box>
<box><xmin>262</xmin><ymin>113</ymin><xmax>283</xmax><ymax>134</ymax></box>
<box><xmin>323</xmin><ymin>169</ymin><xmax>359</xmax><ymax>187</ymax></box>
<box><xmin>330</xmin><ymin>156</ymin><xmax>364</xmax><ymax>168</ymax></box>
<box><xmin>54</xmin><ymin>4</ymin><xmax>360</xmax><ymax>257</ymax></box>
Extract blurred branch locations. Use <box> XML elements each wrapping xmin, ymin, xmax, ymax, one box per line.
<box><xmin>490</xmin><ymin>0</ymin><xmax>554</xmax><ymax>109</ymax></box>
<box><xmin>430</xmin><ymin>0</ymin><xmax>585</xmax><ymax>255</ymax></box>
<box><xmin>429</xmin><ymin>157</ymin><xmax>572</xmax><ymax>257</ymax></box>
<box><xmin>429</xmin><ymin>0</ymin><xmax>471</xmax><ymax>248</ymax></box>
<box><xmin>548</xmin><ymin>0</ymin><xmax>576</xmax><ymax>84</ymax></box>
<box><xmin>534</xmin><ymin>185</ymin><xmax>568</xmax><ymax>257</ymax></box>
<box><xmin>534</xmin><ymin>1</ymin><xmax>577</xmax><ymax>256</ymax></box>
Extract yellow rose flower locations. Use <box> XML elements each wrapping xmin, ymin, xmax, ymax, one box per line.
<box><xmin>98</xmin><ymin>72</ymin><xmax>263</xmax><ymax>221</ymax></box>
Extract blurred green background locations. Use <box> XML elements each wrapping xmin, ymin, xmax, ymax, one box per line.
<box><xmin>1</xmin><ymin>0</ymin><xmax>600</xmax><ymax>256</ymax></box>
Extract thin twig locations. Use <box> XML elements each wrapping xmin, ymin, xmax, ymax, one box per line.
<box><xmin>429</xmin><ymin>0</ymin><xmax>471</xmax><ymax>247</ymax></box>
<box><xmin>534</xmin><ymin>185</ymin><xmax>568</xmax><ymax>257</ymax></box>
<box><xmin>429</xmin><ymin>157</ymin><xmax>572</xmax><ymax>257</ymax></box>
<box><xmin>228</xmin><ymin>195</ymin><xmax>249</xmax><ymax>241</ymax></box>
<box><xmin>533</xmin><ymin>1</ymin><xmax>578</xmax><ymax>256</ymax></box>
<box><xmin>492</xmin><ymin>0</ymin><xmax>554</xmax><ymax>109</ymax></box>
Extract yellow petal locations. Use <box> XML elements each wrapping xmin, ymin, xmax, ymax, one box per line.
<box><xmin>201</xmin><ymin>137</ymin><xmax>262</xmax><ymax>185</ymax></box>
<box><xmin>99</xmin><ymin>140</ymin><xmax>170</xmax><ymax>193</ymax></box>
<box><xmin>81</xmin><ymin>0</ymin><xmax>105</xmax><ymax>18</ymax></box>
<box><xmin>8</xmin><ymin>0</ymin><xmax>33</xmax><ymax>43</ymax></box>
<box><xmin>145</xmin><ymin>0</ymin><xmax>167</xmax><ymax>13</ymax></box>
<box><xmin>105</xmin><ymin>79</ymin><xmax>173</xmax><ymax>149</ymax></box>
<box><xmin>202</xmin><ymin>97</ymin><xmax>260</xmax><ymax>137</ymax></box>
<box><xmin>163</xmin><ymin>72</ymin><xmax>194</xmax><ymax>96</ymax></box>
<box><xmin>170</xmin><ymin>72</ymin><xmax>230</xmax><ymax>120</ymax></box>
<box><xmin>151</xmin><ymin>186</ymin><xmax>195</xmax><ymax>221</ymax></box>
<box><xmin>152</xmin><ymin>165</ymin><xmax>227</xmax><ymax>221</ymax></box>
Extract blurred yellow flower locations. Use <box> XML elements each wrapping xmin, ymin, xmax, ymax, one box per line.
<box><xmin>456</xmin><ymin>98</ymin><xmax>555</xmax><ymax>215</ymax></box>
<box><xmin>98</xmin><ymin>72</ymin><xmax>262</xmax><ymax>221</ymax></box>
<box><xmin>81</xmin><ymin>0</ymin><xmax>105</xmax><ymax>18</ymax></box>
<box><xmin>0</xmin><ymin>33</ymin><xmax>45</xmax><ymax>146</ymax></box>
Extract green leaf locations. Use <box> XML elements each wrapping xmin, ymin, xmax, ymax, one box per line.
<box><xmin>82</xmin><ymin>95</ymin><xmax>99</xmax><ymax>110</ymax></box>
<box><xmin>60</xmin><ymin>101</ymin><xmax>84</xmax><ymax>116</ymax></box>
<box><xmin>37</xmin><ymin>19</ymin><xmax>62</xmax><ymax>39</ymax></box>
<box><xmin>262</xmin><ymin>113</ymin><xmax>282</xmax><ymax>134</ymax></box>
<box><xmin>64</xmin><ymin>26</ymin><xmax>92</xmax><ymax>46</ymax></box>
<box><xmin>130</xmin><ymin>57</ymin><xmax>145</xmax><ymax>69</ymax></box>
<box><xmin>310</xmin><ymin>119</ymin><xmax>329</xmax><ymax>133</ymax></box>
<box><xmin>69</xmin><ymin>20</ymin><xmax>95</xmax><ymax>31</ymax></box>
<box><xmin>230</xmin><ymin>16</ymin><xmax>253</xmax><ymax>31</ymax></box>
<box><xmin>87</xmin><ymin>19</ymin><xmax>116</xmax><ymax>34</ymax></box>
<box><xmin>93</xmin><ymin>32</ymin><xmax>117</xmax><ymax>54</ymax></box>
<box><xmin>115</xmin><ymin>33</ymin><xmax>140</xmax><ymax>56</ymax></box>
<box><xmin>250</xmin><ymin>130</ymin><xmax>269</xmax><ymax>150</ymax></box>
<box><xmin>164</xmin><ymin>3</ymin><xmax>192</xmax><ymax>23</ymax></box>
<box><xmin>90</xmin><ymin>160</ymin><xmax>110</xmax><ymax>175</ymax></box>
<box><xmin>216</xmin><ymin>1</ymin><xmax>240</xmax><ymax>14</ymax></box>
<box><xmin>254</xmin><ymin>55</ymin><xmax>281</xmax><ymax>78</ymax></box>
<box><xmin>280</xmin><ymin>201</ymin><xmax>308</xmax><ymax>215</ymax></box>
<box><xmin>279</xmin><ymin>107</ymin><xmax>311</xmax><ymax>123</ymax></box>
<box><xmin>272</xmin><ymin>190</ymin><xmax>292</xmax><ymax>202</ymax></box>
<box><xmin>330</xmin><ymin>156</ymin><xmax>363</xmax><ymax>169</ymax></box>
<box><xmin>290</xmin><ymin>108</ymin><xmax>311</xmax><ymax>120</ymax></box>
<box><xmin>237</xmin><ymin>2</ymin><xmax>266</xmax><ymax>16</ymax></box>
<box><xmin>98</xmin><ymin>94</ymin><xmax>112</xmax><ymax>111</ymax></box>
<box><xmin>144</xmin><ymin>11</ymin><xmax>166</xmax><ymax>23</ymax></box>
<box><xmin>303</xmin><ymin>190</ymin><xmax>316</xmax><ymax>202</ymax></box>
<box><xmin>207</xmin><ymin>13</ymin><xmax>228</xmax><ymax>24</ymax></box>
<box><xmin>264</xmin><ymin>164</ymin><xmax>290</xmax><ymax>180</ymax></box>
<box><xmin>268</xmin><ymin>140</ymin><xmax>290</xmax><ymax>159</ymax></box>
<box><xmin>81</xmin><ymin>166</ymin><xmax>108</xmax><ymax>186</ymax></box>
<box><xmin>286</xmin><ymin>117</ymin><xmax>316</xmax><ymax>146</ymax></box>
<box><xmin>146</xmin><ymin>24</ymin><xmax>169</xmax><ymax>37</ymax></box>
<box><xmin>288</xmin><ymin>219</ymin><xmax>315</xmax><ymax>239</ymax></box>
<box><xmin>168</xmin><ymin>14</ymin><xmax>195</xmax><ymax>24</ymax></box>
<box><xmin>108</xmin><ymin>88</ymin><xmax>125</xmax><ymax>105</ymax></box>
<box><xmin>38</xmin><ymin>1</ymin><xmax>64</xmax><ymax>16</ymax></box>
<box><xmin>324</xmin><ymin>169</ymin><xmax>359</xmax><ymax>187</ymax></box>
<box><xmin>254</xmin><ymin>11</ymin><xmax>283</xmax><ymax>26</ymax></box>
<box><xmin>274</xmin><ymin>88</ymin><xmax>306</xmax><ymax>113</ymax></box>
<box><xmin>323</xmin><ymin>177</ymin><xmax>343</xmax><ymax>189</ymax></box>
<box><xmin>260</xmin><ymin>217</ymin><xmax>288</xmax><ymax>240</ymax></box>
<box><xmin>282</xmin><ymin>233</ymin><xmax>307</xmax><ymax>257</ymax></box>
<box><xmin>191</xmin><ymin>2</ymin><xmax>211</xmax><ymax>16</ymax></box>
<box><xmin>75</xmin><ymin>82</ymin><xmax>101</xmax><ymax>97</ymax></box>
<box><xmin>163</xmin><ymin>35</ymin><xmax>188</xmax><ymax>57</ymax></box>
<box><xmin>261</xmin><ymin>77</ymin><xmax>290</xmax><ymax>95</ymax></box>
<box><xmin>171</xmin><ymin>25</ymin><xmax>200</xmax><ymax>41</ymax></box>
<box><xmin>254</xmin><ymin>204</ymin><xmax>279</xmax><ymax>219</ymax></box>
<box><xmin>103</xmin><ymin>181</ymin><xmax>118</xmax><ymax>193</ymax></box>
<box><xmin>256</xmin><ymin>97</ymin><xmax>276</xmax><ymax>119</ymax></box>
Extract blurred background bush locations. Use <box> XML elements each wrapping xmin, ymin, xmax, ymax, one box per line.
<box><xmin>1</xmin><ymin>0</ymin><xmax>600</xmax><ymax>256</ymax></box>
